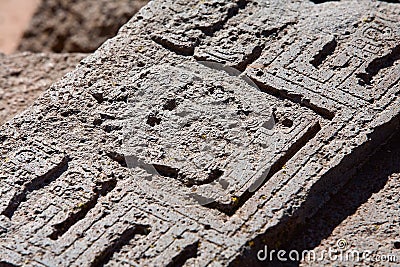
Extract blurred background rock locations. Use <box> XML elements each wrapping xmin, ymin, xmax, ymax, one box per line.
<box><xmin>18</xmin><ymin>0</ymin><xmax>148</xmax><ymax>53</ymax></box>
<box><xmin>0</xmin><ymin>0</ymin><xmax>148</xmax><ymax>54</ymax></box>
<box><xmin>0</xmin><ymin>0</ymin><xmax>40</xmax><ymax>54</ymax></box>
<box><xmin>0</xmin><ymin>0</ymin><xmax>148</xmax><ymax>124</ymax></box>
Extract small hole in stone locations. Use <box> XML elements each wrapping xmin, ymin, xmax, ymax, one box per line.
<box><xmin>146</xmin><ymin>114</ymin><xmax>162</xmax><ymax>126</ymax></box>
<box><xmin>163</xmin><ymin>99</ymin><xmax>177</xmax><ymax>111</ymax></box>
<box><xmin>282</xmin><ymin>118</ymin><xmax>293</xmax><ymax>128</ymax></box>
<box><xmin>256</xmin><ymin>70</ymin><xmax>264</xmax><ymax>76</ymax></box>
<box><xmin>394</xmin><ymin>241</ymin><xmax>400</xmax><ymax>249</ymax></box>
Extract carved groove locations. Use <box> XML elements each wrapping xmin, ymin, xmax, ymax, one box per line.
<box><xmin>151</xmin><ymin>35</ymin><xmax>197</xmax><ymax>56</ymax></box>
<box><xmin>2</xmin><ymin>156</ymin><xmax>70</xmax><ymax>219</ymax></box>
<box><xmin>152</xmin><ymin>164</ymin><xmax>179</xmax><ymax>179</ymax></box>
<box><xmin>357</xmin><ymin>44</ymin><xmax>400</xmax><ymax>86</ymax></box>
<box><xmin>229</xmin><ymin>111</ymin><xmax>400</xmax><ymax>267</ymax></box>
<box><xmin>252</xmin><ymin>79</ymin><xmax>335</xmax><ymax>120</ymax></box>
<box><xmin>90</xmin><ymin>224</ymin><xmax>150</xmax><ymax>267</ymax></box>
<box><xmin>49</xmin><ymin>178</ymin><xmax>117</xmax><ymax>240</ymax></box>
<box><xmin>235</xmin><ymin>22</ymin><xmax>296</xmax><ymax>71</ymax></box>
<box><xmin>196</xmin><ymin>0</ymin><xmax>249</xmax><ymax>36</ymax></box>
<box><xmin>310</xmin><ymin>38</ymin><xmax>337</xmax><ymax>68</ymax></box>
<box><xmin>152</xmin><ymin>0</ymin><xmax>249</xmax><ymax>56</ymax></box>
<box><xmin>166</xmin><ymin>241</ymin><xmax>199</xmax><ymax>267</ymax></box>
<box><xmin>235</xmin><ymin>45</ymin><xmax>265</xmax><ymax>72</ymax></box>
<box><xmin>207</xmin><ymin>121</ymin><xmax>322</xmax><ymax>215</ymax></box>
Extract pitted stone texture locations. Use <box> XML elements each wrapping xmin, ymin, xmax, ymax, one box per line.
<box><xmin>286</xmin><ymin>131</ymin><xmax>400</xmax><ymax>266</ymax></box>
<box><xmin>0</xmin><ymin>52</ymin><xmax>86</xmax><ymax>124</ymax></box>
<box><xmin>150</xmin><ymin>0</ymin><xmax>249</xmax><ymax>56</ymax></box>
<box><xmin>0</xmin><ymin>0</ymin><xmax>399</xmax><ymax>266</ymax></box>
<box><xmin>0</xmin><ymin>140</ymin><xmax>68</xmax><ymax>218</ymax></box>
<box><xmin>245</xmin><ymin>1</ymin><xmax>400</xmax><ymax>116</ymax></box>
<box><xmin>122</xmin><ymin>62</ymin><xmax>318</xmax><ymax>208</ymax></box>
<box><xmin>18</xmin><ymin>0</ymin><xmax>148</xmax><ymax>53</ymax></box>
<box><xmin>124</xmin><ymin>64</ymin><xmax>276</xmax><ymax>188</ymax></box>
<box><xmin>194</xmin><ymin>1</ymin><xmax>300</xmax><ymax>70</ymax></box>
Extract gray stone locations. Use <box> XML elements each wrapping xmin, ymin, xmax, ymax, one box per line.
<box><xmin>0</xmin><ymin>52</ymin><xmax>86</xmax><ymax>125</ymax></box>
<box><xmin>0</xmin><ymin>0</ymin><xmax>399</xmax><ymax>266</ymax></box>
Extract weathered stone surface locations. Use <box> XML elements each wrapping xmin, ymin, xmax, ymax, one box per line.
<box><xmin>122</xmin><ymin>62</ymin><xmax>318</xmax><ymax>209</ymax></box>
<box><xmin>0</xmin><ymin>0</ymin><xmax>399</xmax><ymax>266</ymax></box>
<box><xmin>285</xmin><ymin>131</ymin><xmax>400</xmax><ymax>266</ymax></box>
<box><xmin>18</xmin><ymin>0</ymin><xmax>148</xmax><ymax>53</ymax></box>
<box><xmin>0</xmin><ymin>52</ymin><xmax>86</xmax><ymax>125</ymax></box>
